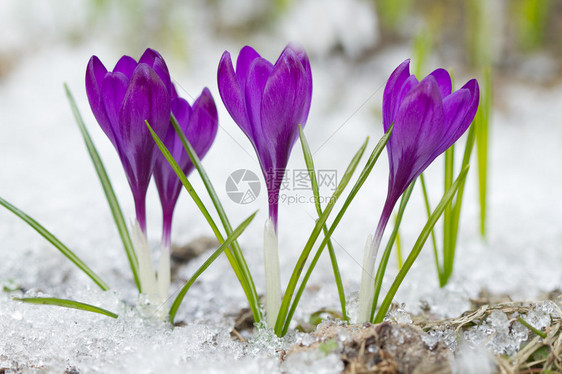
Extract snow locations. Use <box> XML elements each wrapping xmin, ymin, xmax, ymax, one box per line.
<box><xmin>1</xmin><ymin>0</ymin><xmax>562</xmax><ymax>373</ymax></box>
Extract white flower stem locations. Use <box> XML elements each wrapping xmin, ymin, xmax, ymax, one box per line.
<box><xmin>264</xmin><ymin>218</ymin><xmax>281</xmax><ymax>328</ymax></box>
<box><xmin>157</xmin><ymin>242</ymin><xmax>171</xmax><ymax>309</ymax></box>
<box><xmin>132</xmin><ymin>220</ymin><xmax>157</xmax><ymax>297</ymax></box>
<box><xmin>357</xmin><ymin>233</ymin><xmax>382</xmax><ymax>323</ymax></box>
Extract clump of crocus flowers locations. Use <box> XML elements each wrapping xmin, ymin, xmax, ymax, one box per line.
<box><xmin>357</xmin><ymin>59</ymin><xmax>479</xmax><ymax>322</ymax></box>
<box><xmin>86</xmin><ymin>49</ymin><xmax>218</xmax><ymax>306</ymax></box>
<box><xmin>218</xmin><ymin>44</ymin><xmax>313</xmax><ymax>327</ymax></box>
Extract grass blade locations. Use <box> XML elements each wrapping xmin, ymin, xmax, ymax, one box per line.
<box><xmin>168</xmin><ymin>211</ymin><xmax>257</xmax><ymax>324</ymax></box>
<box><xmin>14</xmin><ymin>297</ymin><xmax>118</xmax><ymax>318</ymax></box>
<box><xmin>476</xmin><ymin>66</ymin><xmax>491</xmax><ymax>237</ymax></box>
<box><xmin>0</xmin><ymin>196</ymin><xmax>109</xmax><ymax>291</ymax></box>
<box><xmin>169</xmin><ymin>114</ymin><xmax>260</xmax><ymax>322</ymax></box>
<box><xmin>419</xmin><ymin>173</ymin><xmax>443</xmax><ymax>284</ymax></box>
<box><xmin>445</xmin><ymin>124</ymin><xmax>477</xmax><ymax>282</ymax></box>
<box><xmin>277</xmin><ymin>126</ymin><xmax>392</xmax><ymax>336</ymax></box>
<box><xmin>296</xmin><ymin>125</ymin><xmax>347</xmax><ymax>322</ymax></box>
<box><xmin>64</xmin><ymin>84</ymin><xmax>140</xmax><ymax>291</ymax></box>
<box><xmin>369</xmin><ymin>181</ymin><xmax>415</xmax><ymax>321</ymax></box>
<box><xmin>276</xmin><ymin>136</ymin><xmax>370</xmax><ymax>336</ymax></box>
<box><xmin>146</xmin><ymin>120</ymin><xmax>260</xmax><ymax>323</ymax></box>
<box><xmin>374</xmin><ymin>165</ymin><xmax>469</xmax><ymax>323</ymax></box>
<box><xmin>442</xmin><ymin>146</ymin><xmax>455</xmax><ymax>280</ymax></box>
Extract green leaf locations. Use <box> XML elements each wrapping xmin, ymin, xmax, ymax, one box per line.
<box><xmin>169</xmin><ymin>114</ymin><xmax>260</xmax><ymax>322</ymax></box>
<box><xmin>168</xmin><ymin>211</ymin><xmax>257</xmax><ymax>324</ymax></box>
<box><xmin>373</xmin><ymin>165</ymin><xmax>469</xmax><ymax>323</ymax></box>
<box><xmin>146</xmin><ymin>119</ymin><xmax>261</xmax><ymax>323</ymax></box>
<box><xmin>476</xmin><ymin>66</ymin><xmax>492</xmax><ymax>237</ymax></box>
<box><xmin>275</xmin><ymin>135</ymin><xmax>370</xmax><ymax>336</ymax></box>
<box><xmin>369</xmin><ymin>181</ymin><xmax>414</xmax><ymax>321</ymax></box>
<box><xmin>14</xmin><ymin>297</ymin><xmax>118</xmax><ymax>318</ymax></box>
<box><xmin>296</xmin><ymin>125</ymin><xmax>347</xmax><ymax>322</ymax></box>
<box><xmin>419</xmin><ymin>173</ymin><xmax>443</xmax><ymax>285</ymax></box>
<box><xmin>64</xmin><ymin>84</ymin><xmax>140</xmax><ymax>291</ymax></box>
<box><xmin>0</xmin><ymin>196</ymin><xmax>109</xmax><ymax>291</ymax></box>
<box><xmin>278</xmin><ymin>125</ymin><xmax>393</xmax><ymax>336</ymax></box>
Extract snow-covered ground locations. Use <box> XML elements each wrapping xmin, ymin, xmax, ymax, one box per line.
<box><xmin>1</xmin><ymin>1</ymin><xmax>561</xmax><ymax>373</ymax></box>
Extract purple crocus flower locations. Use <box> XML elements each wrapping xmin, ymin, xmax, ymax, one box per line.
<box><xmin>357</xmin><ymin>59</ymin><xmax>479</xmax><ymax>322</ymax></box>
<box><xmin>85</xmin><ymin>48</ymin><xmax>172</xmax><ymax>233</ymax></box>
<box><xmin>153</xmin><ymin>87</ymin><xmax>218</xmax><ymax>248</ymax></box>
<box><xmin>217</xmin><ymin>44</ymin><xmax>313</xmax><ymax>230</ymax></box>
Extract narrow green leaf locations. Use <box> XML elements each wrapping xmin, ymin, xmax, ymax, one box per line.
<box><xmin>395</xmin><ymin>219</ymin><xmax>403</xmax><ymax>269</ymax></box>
<box><xmin>442</xmin><ymin>146</ymin><xmax>455</xmax><ymax>280</ymax></box>
<box><xmin>476</xmin><ymin>66</ymin><xmax>491</xmax><ymax>237</ymax></box>
<box><xmin>374</xmin><ymin>166</ymin><xmax>469</xmax><ymax>323</ymax></box>
<box><xmin>276</xmin><ymin>136</ymin><xmax>370</xmax><ymax>336</ymax></box>
<box><xmin>169</xmin><ymin>114</ymin><xmax>260</xmax><ymax>322</ymax></box>
<box><xmin>296</xmin><ymin>125</ymin><xmax>347</xmax><ymax>322</ymax></box>
<box><xmin>369</xmin><ymin>181</ymin><xmax>415</xmax><ymax>321</ymax></box>
<box><xmin>0</xmin><ymin>197</ymin><xmax>109</xmax><ymax>291</ymax></box>
<box><xmin>64</xmin><ymin>84</ymin><xmax>140</xmax><ymax>291</ymax></box>
<box><xmin>168</xmin><ymin>211</ymin><xmax>257</xmax><ymax>323</ymax></box>
<box><xmin>419</xmin><ymin>174</ymin><xmax>444</xmax><ymax>285</ymax></box>
<box><xmin>517</xmin><ymin>316</ymin><xmax>547</xmax><ymax>339</ymax></box>
<box><xmin>146</xmin><ymin>120</ymin><xmax>260</xmax><ymax>323</ymax></box>
<box><xmin>14</xmin><ymin>297</ymin><xmax>118</xmax><ymax>318</ymax></box>
<box><xmin>445</xmin><ymin>125</ymin><xmax>477</xmax><ymax>282</ymax></box>
<box><xmin>278</xmin><ymin>126</ymin><xmax>392</xmax><ymax>336</ymax></box>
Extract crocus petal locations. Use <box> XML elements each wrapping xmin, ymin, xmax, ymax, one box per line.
<box><xmin>389</xmin><ymin>76</ymin><xmax>444</xmax><ymax>197</ymax></box>
<box><xmin>428</xmin><ymin>68</ymin><xmax>452</xmax><ymax>98</ymax></box>
<box><xmin>187</xmin><ymin>87</ymin><xmax>219</xmax><ymax>158</ymax></box>
<box><xmin>245</xmin><ymin>57</ymin><xmax>274</xmax><ymax>167</ymax></box>
<box><xmin>383</xmin><ymin>59</ymin><xmax>411</xmax><ymax>131</ymax></box>
<box><xmin>139</xmin><ymin>48</ymin><xmax>173</xmax><ymax>95</ymax></box>
<box><xmin>119</xmin><ymin>63</ymin><xmax>171</xmax><ymax>197</ymax></box>
<box><xmin>236</xmin><ymin>46</ymin><xmax>261</xmax><ymax>92</ymax></box>
<box><xmin>260</xmin><ymin>48</ymin><xmax>306</xmax><ymax>181</ymax></box>
<box><xmin>284</xmin><ymin>43</ymin><xmax>313</xmax><ymax>127</ymax></box>
<box><xmin>218</xmin><ymin>51</ymin><xmax>252</xmax><ymax>138</ymax></box>
<box><xmin>432</xmin><ymin>88</ymin><xmax>472</xmax><ymax>156</ymax></box>
<box><xmin>85</xmin><ymin>56</ymin><xmax>110</xmax><ymax>138</ymax></box>
<box><xmin>113</xmin><ymin>55</ymin><xmax>137</xmax><ymax>79</ymax></box>
<box><xmin>99</xmin><ymin>72</ymin><xmax>129</xmax><ymax>147</ymax></box>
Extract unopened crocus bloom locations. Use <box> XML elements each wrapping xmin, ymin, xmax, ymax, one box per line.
<box><xmin>85</xmin><ymin>48</ymin><xmax>172</xmax><ymax>233</ymax></box>
<box><xmin>153</xmin><ymin>87</ymin><xmax>218</xmax><ymax>298</ymax></box>
<box><xmin>218</xmin><ymin>44</ymin><xmax>312</xmax><ymax>327</ymax></box>
<box><xmin>154</xmin><ymin>87</ymin><xmax>218</xmax><ymax>248</ymax></box>
<box><xmin>357</xmin><ymin>59</ymin><xmax>479</xmax><ymax>322</ymax></box>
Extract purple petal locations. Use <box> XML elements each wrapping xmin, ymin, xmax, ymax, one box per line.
<box><xmin>281</xmin><ymin>43</ymin><xmax>313</xmax><ymax>128</ymax></box>
<box><xmin>139</xmin><ymin>48</ymin><xmax>172</xmax><ymax>95</ymax></box>
<box><xmin>113</xmin><ymin>55</ymin><xmax>137</xmax><ymax>79</ymax></box>
<box><xmin>432</xmin><ymin>88</ymin><xmax>472</xmax><ymax>157</ymax></box>
<box><xmin>383</xmin><ymin>59</ymin><xmax>411</xmax><ymax>131</ymax></box>
<box><xmin>218</xmin><ymin>51</ymin><xmax>252</xmax><ymax>138</ymax></box>
<box><xmin>245</xmin><ymin>57</ymin><xmax>274</xmax><ymax>154</ymax></box>
<box><xmin>388</xmin><ymin>75</ymin><xmax>444</xmax><ymax>195</ymax></box>
<box><xmin>459</xmin><ymin>79</ymin><xmax>480</xmax><ymax>129</ymax></box>
<box><xmin>119</xmin><ymin>63</ymin><xmax>171</xmax><ymax>199</ymax></box>
<box><xmin>85</xmin><ymin>56</ymin><xmax>111</xmax><ymax>138</ymax></box>
<box><xmin>236</xmin><ymin>46</ymin><xmax>261</xmax><ymax>92</ymax></box>
<box><xmin>99</xmin><ymin>72</ymin><xmax>129</xmax><ymax>147</ymax></box>
<box><xmin>260</xmin><ymin>48</ymin><xmax>306</xmax><ymax>179</ymax></box>
<box><xmin>187</xmin><ymin>87</ymin><xmax>218</xmax><ymax>158</ymax></box>
<box><xmin>428</xmin><ymin>68</ymin><xmax>452</xmax><ymax>98</ymax></box>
